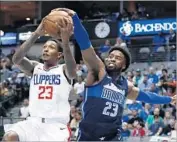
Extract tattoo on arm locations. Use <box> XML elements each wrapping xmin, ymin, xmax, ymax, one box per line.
<box><xmin>12</xmin><ymin>32</ymin><xmax>40</xmax><ymax>75</ymax></box>
<box><xmin>62</xmin><ymin>43</ymin><xmax>76</xmax><ymax>79</ymax></box>
<box><xmin>16</xmin><ymin>58</ymin><xmax>39</xmax><ymax>76</ymax></box>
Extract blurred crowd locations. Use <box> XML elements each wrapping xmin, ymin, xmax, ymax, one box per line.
<box><xmin>0</xmin><ymin>43</ymin><xmax>176</xmax><ymax>141</ymax></box>
<box><xmin>85</xmin><ymin>3</ymin><xmax>148</xmax><ymax>21</ymax></box>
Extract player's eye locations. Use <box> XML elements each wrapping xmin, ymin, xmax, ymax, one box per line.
<box><xmin>108</xmin><ymin>54</ymin><xmax>114</xmax><ymax>59</ymax></box>
<box><xmin>115</xmin><ymin>56</ymin><xmax>122</xmax><ymax>60</ymax></box>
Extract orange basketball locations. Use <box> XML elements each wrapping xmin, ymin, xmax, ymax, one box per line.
<box><xmin>43</xmin><ymin>10</ymin><xmax>73</xmax><ymax>38</ymax></box>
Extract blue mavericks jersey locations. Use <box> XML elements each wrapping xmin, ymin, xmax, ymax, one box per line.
<box><xmin>79</xmin><ymin>74</ymin><xmax>128</xmax><ymax>137</ymax></box>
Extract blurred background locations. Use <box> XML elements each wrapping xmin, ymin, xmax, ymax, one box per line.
<box><xmin>0</xmin><ymin>1</ymin><xmax>176</xmax><ymax>141</ymax></box>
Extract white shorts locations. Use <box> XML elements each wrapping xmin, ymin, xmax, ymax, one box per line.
<box><xmin>4</xmin><ymin>117</ymin><xmax>71</xmax><ymax>141</ymax></box>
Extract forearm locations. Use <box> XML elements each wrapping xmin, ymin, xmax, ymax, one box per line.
<box><xmin>136</xmin><ymin>90</ymin><xmax>171</xmax><ymax>104</ymax></box>
<box><xmin>72</xmin><ymin>14</ymin><xmax>102</xmax><ymax>71</ymax></box>
<box><xmin>63</xmin><ymin>42</ymin><xmax>77</xmax><ymax>79</ymax></box>
<box><xmin>12</xmin><ymin>32</ymin><xmax>39</xmax><ymax>64</ymax></box>
<box><xmin>72</xmin><ymin>14</ymin><xmax>91</xmax><ymax>50</ymax></box>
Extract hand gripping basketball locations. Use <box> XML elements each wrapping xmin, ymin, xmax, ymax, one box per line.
<box><xmin>43</xmin><ymin>9</ymin><xmax>73</xmax><ymax>38</ymax></box>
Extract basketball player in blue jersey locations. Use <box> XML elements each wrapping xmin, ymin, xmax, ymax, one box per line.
<box><xmin>53</xmin><ymin>8</ymin><xmax>177</xmax><ymax>141</ymax></box>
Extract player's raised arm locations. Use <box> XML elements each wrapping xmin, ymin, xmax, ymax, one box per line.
<box><xmin>12</xmin><ymin>21</ymin><xmax>45</xmax><ymax>76</ymax></box>
<box><xmin>60</xmin><ymin>23</ymin><xmax>77</xmax><ymax>79</ymax></box>
<box><xmin>127</xmin><ymin>80</ymin><xmax>177</xmax><ymax>105</ymax></box>
<box><xmin>72</xmin><ymin>13</ymin><xmax>105</xmax><ymax>72</ymax></box>
<box><xmin>53</xmin><ymin>8</ymin><xmax>106</xmax><ymax>78</ymax></box>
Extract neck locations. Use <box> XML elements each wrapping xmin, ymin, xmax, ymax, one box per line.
<box><xmin>107</xmin><ymin>70</ymin><xmax>121</xmax><ymax>81</ymax></box>
<box><xmin>44</xmin><ymin>61</ymin><xmax>58</xmax><ymax>69</ymax></box>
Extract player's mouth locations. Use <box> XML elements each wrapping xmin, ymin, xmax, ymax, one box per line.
<box><xmin>43</xmin><ymin>53</ymin><xmax>49</xmax><ymax>57</ymax></box>
<box><xmin>107</xmin><ymin>62</ymin><xmax>116</xmax><ymax>68</ymax></box>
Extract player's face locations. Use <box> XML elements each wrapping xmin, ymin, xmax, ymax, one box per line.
<box><xmin>105</xmin><ymin>50</ymin><xmax>126</xmax><ymax>72</ymax></box>
<box><xmin>42</xmin><ymin>41</ymin><xmax>61</xmax><ymax>62</ymax></box>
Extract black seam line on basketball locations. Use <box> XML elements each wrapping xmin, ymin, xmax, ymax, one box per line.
<box><xmin>45</xmin><ymin>15</ymin><xmax>72</xmax><ymax>24</ymax></box>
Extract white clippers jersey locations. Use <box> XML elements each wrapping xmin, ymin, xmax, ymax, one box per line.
<box><xmin>29</xmin><ymin>63</ymin><xmax>72</xmax><ymax>124</ymax></box>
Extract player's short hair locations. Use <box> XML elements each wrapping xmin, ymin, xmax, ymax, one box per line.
<box><xmin>162</xmin><ymin>68</ymin><xmax>168</xmax><ymax>73</ymax></box>
<box><xmin>109</xmin><ymin>46</ymin><xmax>131</xmax><ymax>72</ymax></box>
<box><xmin>47</xmin><ymin>38</ymin><xmax>63</xmax><ymax>52</ymax></box>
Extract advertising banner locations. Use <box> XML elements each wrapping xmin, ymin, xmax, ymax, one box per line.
<box><xmin>118</xmin><ymin>18</ymin><xmax>176</xmax><ymax>36</ymax></box>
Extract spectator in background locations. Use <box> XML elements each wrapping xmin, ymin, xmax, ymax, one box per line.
<box><xmin>148</xmin><ymin>67</ymin><xmax>159</xmax><ymax>93</ymax></box>
<box><xmin>98</xmin><ymin>39</ymin><xmax>111</xmax><ymax>59</ymax></box>
<box><xmin>159</xmin><ymin>69</ymin><xmax>170</xmax><ymax>92</ymax></box>
<box><xmin>137</xmin><ymin>3</ymin><xmax>146</xmax><ymax>19</ymax></box>
<box><xmin>127</xmin><ymin>71</ymin><xmax>133</xmax><ymax>82</ymax></box>
<box><xmin>133</xmin><ymin>69</ymin><xmax>143</xmax><ymax>87</ymax></box>
<box><xmin>0</xmin><ymin>103</ymin><xmax>6</xmax><ymax>117</ymax></box>
<box><xmin>152</xmin><ymin>104</ymin><xmax>165</xmax><ymax>118</ymax></box>
<box><xmin>120</xmin><ymin>31</ymin><xmax>131</xmax><ymax>46</ymax></box>
<box><xmin>162</xmin><ymin>118</ymin><xmax>176</xmax><ymax>136</ymax></box>
<box><xmin>128</xmin><ymin>100</ymin><xmax>143</xmax><ymax>112</ymax></box>
<box><xmin>70</xmin><ymin>110</ymin><xmax>82</xmax><ymax>139</ymax></box>
<box><xmin>114</xmin><ymin>37</ymin><xmax>127</xmax><ymax>48</ymax></box>
<box><xmin>0</xmin><ymin>49</ymin><xmax>5</xmax><ymax>59</ymax></box>
<box><xmin>128</xmin><ymin>109</ymin><xmax>144</xmax><ymax>129</ymax></box>
<box><xmin>163</xmin><ymin>111</ymin><xmax>174</xmax><ymax>126</ymax></box>
<box><xmin>80</xmin><ymin>60</ymin><xmax>88</xmax><ymax>77</ymax></box>
<box><xmin>0</xmin><ymin>82</ymin><xmax>9</xmax><ymax>97</ymax></box>
<box><xmin>74</xmin><ymin>76</ymin><xmax>85</xmax><ymax>97</ymax></box>
<box><xmin>69</xmin><ymin>106</ymin><xmax>76</xmax><ymax>123</ymax></box>
<box><xmin>146</xmin><ymin>107</ymin><xmax>163</xmax><ymax>129</ymax></box>
<box><xmin>131</xmin><ymin>11</ymin><xmax>139</xmax><ymax>20</ymax></box>
<box><xmin>20</xmin><ymin>74</ymin><xmax>30</xmax><ymax>98</ymax></box>
<box><xmin>121</xmin><ymin>122</ymin><xmax>131</xmax><ymax>140</ymax></box>
<box><xmin>139</xmin><ymin>103</ymin><xmax>152</xmax><ymax>122</ymax></box>
<box><xmin>70</xmin><ymin>110</ymin><xmax>82</xmax><ymax>129</ymax></box>
<box><xmin>138</xmin><ymin>73</ymin><xmax>152</xmax><ymax>92</ymax></box>
<box><xmin>152</xmin><ymin>31</ymin><xmax>166</xmax><ymax>52</ymax></box>
<box><xmin>166</xmin><ymin>29</ymin><xmax>176</xmax><ymax>45</ymax></box>
<box><xmin>121</xmin><ymin>8</ymin><xmax>131</xmax><ymax>21</ymax></box>
<box><xmin>132</xmin><ymin>121</ymin><xmax>146</xmax><ymax>137</ymax></box>
<box><xmin>7</xmin><ymin>49</ymin><xmax>15</xmax><ymax>62</ymax></box>
<box><xmin>156</xmin><ymin>64</ymin><xmax>165</xmax><ymax>78</ymax></box>
<box><xmin>0</xmin><ymin>58</ymin><xmax>13</xmax><ymax>82</ymax></box>
<box><xmin>148</xmin><ymin>115</ymin><xmax>164</xmax><ymax>136</ymax></box>
<box><xmin>76</xmin><ymin>64</ymin><xmax>83</xmax><ymax>77</ymax></box>
<box><xmin>163</xmin><ymin>103</ymin><xmax>176</xmax><ymax>119</ymax></box>
<box><xmin>172</xmin><ymin>70</ymin><xmax>176</xmax><ymax>81</ymax></box>
<box><xmin>19</xmin><ymin>99</ymin><xmax>30</xmax><ymax>119</ymax></box>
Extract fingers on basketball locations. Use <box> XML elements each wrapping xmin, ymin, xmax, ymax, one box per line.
<box><xmin>43</xmin><ymin>10</ymin><xmax>73</xmax><ymax>37</ymax></box>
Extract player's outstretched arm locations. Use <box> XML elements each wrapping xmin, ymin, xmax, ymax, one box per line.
<box><xmin>12</xmin><ymin>21</ymin><xmax>45</xmax><ymax>76</ymax></box>
<box><xmin>60</xmin><ymin>23</ymin><xmax>77</xmax><ymax>79</ymax></box>
<box><xmin>72</xmin><ymin>13</ymin><xmax>105</xmax><ymax>74</ymax></box>
<box><xmin>53</xmin><ymin>8</ymin><xmax>106</xmax><ymax>82</ymax></box>
<box><xmin>127</xmin><ymin>81</ymin><xmax>177</xmax><ymax>105</ymax></box>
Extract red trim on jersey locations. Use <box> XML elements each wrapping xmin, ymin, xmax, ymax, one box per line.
<box><xmin>67</xmin><ymin>125</ymin><xmax>72</xmax><ymax>142</ymax></box>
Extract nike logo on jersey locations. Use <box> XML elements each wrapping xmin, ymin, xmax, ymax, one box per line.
<box><xmin>33</xmin><ymin>74</ymin><xmax>60</xmax><ymax>85</ymax></box>
<box><xmin>60</xmin><ymin>128</ymin><xmax>66</xmax><ymax>130</ymax></box>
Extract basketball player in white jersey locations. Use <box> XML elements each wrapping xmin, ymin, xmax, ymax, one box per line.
<box><xmin>2</xmin><ymin>19</ymin><xmax>77</xmax><ymax>141</ymax></box>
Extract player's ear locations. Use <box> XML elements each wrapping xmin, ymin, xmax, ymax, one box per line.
<box><xmin>57</xmin><ymin>52</ymin><xmax>63</xmax><ymax>59</ymax></box>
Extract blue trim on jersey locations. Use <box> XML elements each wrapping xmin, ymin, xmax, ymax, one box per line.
<box><xmin>78</xmin><ymin>88</ymin><xmax>88</xmax><ymax>141</ymax></box>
